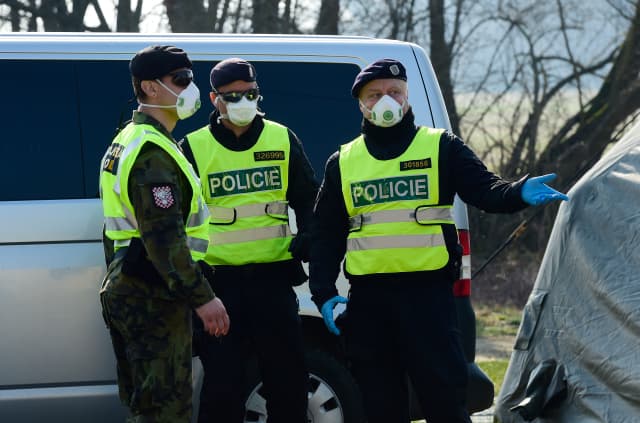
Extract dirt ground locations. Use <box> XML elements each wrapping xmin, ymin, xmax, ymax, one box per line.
<box><xmin>476</xmin><ymin>335</ymin><xmax>515</xmax><ymax>361</ymax></box>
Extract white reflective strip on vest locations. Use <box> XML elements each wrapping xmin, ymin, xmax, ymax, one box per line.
<box><xmin>415</xmin><ymin>207</ymin><xmax>453</xmax><ymax>222</ymax></box>
<box><xmin>188</xmin><ymin>202</ymin><xmax>209</xmax><ymax>228</ymax></box>
<box><xmin>114</xmin><ymin>239</ymin><xmax>131</xmax><ymax>248</ymax></box>
<box><xmin>209</xmin><ymin>201</ymin><xmax>288</xmax><ymax>223</ymax></box>
<box><xmin>123</xmin><ymin>204</ymin><xmax>138</xmax><ymax>230</ymax></box>
<box><xmin>349</xmin><ymin>207</ymin><xmax>453</xmax><ymax>230</ymax></box>
<box><xmin>347</xmin><ymin>233</ymin><xmax>446</xmax><ymax>251</ymax></box>
<box><xmin>212</xmin><ymin>224</ymin><xmax>292</xmax><ymax>244</ymax></box>
<box><xmin>187</xmin><ymin>237</ymin><xmax>209</xmax><ymax>254</ymax></box>
<box><xmin>105</xmin><ymin>216</ymin><xmax>137</xmax><ymax>231</ymax></box>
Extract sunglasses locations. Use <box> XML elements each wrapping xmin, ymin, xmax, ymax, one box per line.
<box><xmin>217</xmin><ymin>88</ymin><xmax>260</xmax><ymax>103</ymax></box>
<box><xmin>168</xmin><ymin>69</ymin><xmax>194</xmax><ymax>87</ymax></box>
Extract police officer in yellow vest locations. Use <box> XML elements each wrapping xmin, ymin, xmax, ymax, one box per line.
<box><xmin>310</xmin><ymin>59</ymin><xmax>569</xmax><ymax>423</ymax></box>
<box><xmin>99</xmin><ymin>45</ymin><xmax>230</xmax><ymax>422</ymax></box>
<box><xmin>181</xmin><ymin>58</ymin><xmax>317</xmax><ymax>423</ymax></box>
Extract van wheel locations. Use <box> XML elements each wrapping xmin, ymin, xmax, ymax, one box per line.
<box><xmin>244</xmin><ymin>349</ymin><xmax>365</xmax><ymax>423</ymax></box>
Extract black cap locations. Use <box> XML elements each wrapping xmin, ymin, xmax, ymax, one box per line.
<box><xmin>351</xmin><ymin>58</ymin><xmax>407</xmax><ymax>98</ymax></box>
<box><xmin>129</xmin><ymin>45</ymin><xmax>192</xmax><ymax>80</ymax></box>
<box><xmin>210</xmin><ymin>58</ymin><xmax>257</xmax><ymax>91</ymax></box>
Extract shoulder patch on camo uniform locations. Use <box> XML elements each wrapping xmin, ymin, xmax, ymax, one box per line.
<box><xmin>102</xmin><ymin>143</ymin><xmax>125</xmax><ymax>175</ymax></box>
<box><xmin>152</xmin><ymin>185</ymin><xmax>175</xmax><ymax>209</ymax></box>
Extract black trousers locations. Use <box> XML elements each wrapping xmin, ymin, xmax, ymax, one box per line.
<box><xmin>196</xmin><ymin>267</ymin><xmax>308</xmax><ymax>423</ymax></box>
<box><xmin>344</xmin><ymin>279</ymin><xmax>471</xmax><ymax>423</ymax></box>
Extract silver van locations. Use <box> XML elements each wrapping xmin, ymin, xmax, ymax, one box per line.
<box><xmin>0</xmin><ymin>32</ymin><xmax>492</xmax><ymax>422</ymax></box>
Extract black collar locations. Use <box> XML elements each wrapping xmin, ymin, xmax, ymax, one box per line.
<box><xmin>207</xmin><ymin>110</ymin><xmax>265</xmax><ymax>152</ymax></box>
<box><xmin>361</xmin><ymin>108</ymin><xmax>419</xmax><ymax>160</ymax></box>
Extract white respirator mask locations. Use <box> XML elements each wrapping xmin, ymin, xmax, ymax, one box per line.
<box><xmin>217</xmin><ymin>96</ymin><xmax>264</xmax><ymax>127</ymax></box>
<box><xmin>140</xmin><ymin>80</ymin><xmax>202</xmax><ymax>120</ymax></box>
<box><xmin>360</xmin><ymin>94</ymin><xmax>405</xmax><ymax>128</ymax></box>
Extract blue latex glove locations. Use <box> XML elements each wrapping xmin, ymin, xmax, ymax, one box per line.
<box><xmin>320</xmin><ymin>295</ymin><xmax>348</xmax><ymax>336</ymax></box>
<box><xmin>521</xmin><ymin>173</ymin><xmax>569</xmax><ymax>206</ymax></box>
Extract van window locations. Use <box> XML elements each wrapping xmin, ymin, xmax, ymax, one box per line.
<box><xmin>76</xmin><ymin>61</ymin><xmax>135</xmax><ymax>199</ymax></box>
<box><xmin>0</xmin><ymin>59</ymin><xmax>131</xmax><ymax>202</ymax></box>
<box><xmin>1</xmin><ymin>60</ymin><xmax>84</xmax><ymax>201</ymax></box>
<box><xmin>1</xmin><ymin>59</ymin><xmax>361</xmax><ymax>202</ymax></box>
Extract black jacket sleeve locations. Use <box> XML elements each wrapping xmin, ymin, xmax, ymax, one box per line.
<box><xmin>439</xmin><ymin>131</ymin><xmax>529</xmax><ymax>213</ymax></box>
<box><xmin>286</xmin><ymin>129</ymin><xmax>320</xmax><ymax>235</ymax></box>
<box><xmin>309</xmin><ymin>151</ymin><xmax>349</xmax><ymax>309</ymax></box>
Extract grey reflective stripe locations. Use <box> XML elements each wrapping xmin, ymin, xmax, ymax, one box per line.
<box><xmin>105</xmin><ymin>216</ymin><xmax>137</xmax><ymax>231</ymax></box>
<box><xmin>188</xmin><ymin>200</ymin><xmax>210</xmax><ymax>228</ymax></box>
<box><xmin>114</xmin><ymin>239</ymin><xmax>131</xmax><ymax>248</ymax></box>
<box><xmin>349</xmin><ymin>207</ymin><xmax>453</xmax><ymax>230</ymax></box>
<box><xmin>212</xmin><ymin>224</ymin><xmax>292</xmax><ymax>244</ymax></box>
<box><xmin>209</xmin><ymin>201</ymin><xmax>288</xmax><ymax>222</ymax></box>
<box><xmin>347</xmin><ymin>233</ymin><xmax>446</xmax><ymax>251</ymax></box>
<box><xmin>415</xmin><ymin>207</ymin><xmax>453</xmax><ymax>222</ymax></box>
<box><xmin>188</xmin><ymin>236</ymin><xmax>209</xmax><ymax>253</ymax></box>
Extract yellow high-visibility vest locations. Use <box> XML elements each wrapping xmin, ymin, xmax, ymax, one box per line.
<box><xmin>339</xmin><ymin>127</ymin><xmax>455</xmax><ymax>275</ymax></box>
<box><xmin>186</xmin><ymin>120</ymin><xmax>293</xmax><ymax>265</ymax></box>
<box><xmin>100</xmin><ymin>122</ymin><xmax>210</xmax><ymax>260</ymax></box>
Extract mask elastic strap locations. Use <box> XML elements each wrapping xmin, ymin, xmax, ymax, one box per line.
<box><xmin>139</xmin><ymin>79</ymin><xmax>180</xmax><ymax>109</ymax></box>
<box><xmin>155</xmin><ymin>79</ymin><xmax>180</xmax><ymax>97</ymax></box>
<box><xmin>139</xmin><ymin>103</ymin><xmax>176</xmax><ymax>109</ymax></box>
<box><xmin>359</xmin><ymin>100</ymin><xmax>373</xmax><ymax>115</ymax></box>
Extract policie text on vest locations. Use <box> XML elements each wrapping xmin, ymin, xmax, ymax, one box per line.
<box><xmin>209</xmin><ymin>166</ymin><xmax>283</xmax><ymax>197</ymax></box>
<box><xmin>351</xmin><ymin>175</ymin><xmax>429</xmax><ymax>207</ymax></box>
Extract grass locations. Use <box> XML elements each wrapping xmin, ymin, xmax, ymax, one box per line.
<box><xmin>474</xmin><ymin>303</ymin><xmax>521</xmax><ymax>396</ymax></box>
<box><xmin>477</xmin><ymin>359</ymin><xmax>510</xmax><ymax>396</ymax></box>
<box><xmin>475</xmin><ymin>303</ymin><xmax>522</xmax><ymax>338</ymax></box>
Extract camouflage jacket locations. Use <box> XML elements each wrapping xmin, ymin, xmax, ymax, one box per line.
<box><xmin>101</xmin><ymin>111</ymin><xmax>214</xmax><ymax>308</ymax></box>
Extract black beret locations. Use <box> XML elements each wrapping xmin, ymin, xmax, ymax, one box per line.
<box><xmin>351</xmin><ymin>58</ymin><xmax>407</xmax><ymax>98</ymax></box>
<box><xmin>129</xmin><ymin>45</ymin><xmax>192</xmax><ymax>80</ymax></box>
<box><xmin>210</xmin><ymin>58</ymin><xmax>257</xmax><ymax>91</ymax></box>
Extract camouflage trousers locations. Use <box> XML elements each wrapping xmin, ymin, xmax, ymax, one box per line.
<box><xmin>100</xmin><ymin>289</ymin><xmax>193</xmax><ymax>423</ymax></box>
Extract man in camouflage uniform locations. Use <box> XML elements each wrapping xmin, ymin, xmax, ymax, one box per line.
<box><xmin>99</xmin><ymin>45</ymin><xmax>230</xmax><ymax>423</ymax></box>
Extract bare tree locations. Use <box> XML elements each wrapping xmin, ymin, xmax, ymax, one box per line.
<box><xmin>161</xmin><ymin>0</ymin><xmax>252</xmax><ymax>33</ymax></box>
<box><xmin>429</xmin><ymin>0</ymin><xmax>460</xmax><ymax>135</ymax></box>
<box><xmin>0</xmin><ymin>0</ymin><xmax>128</xmax><ymax>31</ymax></box>
<box><xmin>164</xmin><ymin>0</ymin><xmax>209</xmax><ymax>32</ymax></box>
<box><xmin>252</xmin><ymin>0</ymin><xmax>279</xmax><ymax>32</ymax></box>
<box><xmin>463</xmin><ymin>1</ymin><xmax>637</xmax><ymax>257</ymax></box>
<box><xmin>251</xmin><ymin>0</ymin><xmax>304</xmax><ymax>33</ymax></box>
<box><xmin>161</xmin><ymin>0</ymin><xmax>308</xmax><ymax>34</ymax></box>
<box><xmin>316</xmin><ymin>0</ymin><xmax>339</xmax><ymax>34</ymax></box>
<box><xmin>117</xmin><ymin>0</ymin><xmax>143</xmax><ymax>32</ymax></box>
<box><xmin>538</xmin><ymin>1</ymin><xmax>640</xmax><ymax>182</ymax></box>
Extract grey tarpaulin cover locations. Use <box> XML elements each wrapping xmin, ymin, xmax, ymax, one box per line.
<box><xmin>495</xmin><ymin>121</ymin><xmax>640</xmax><ymax>422</ymax></box>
